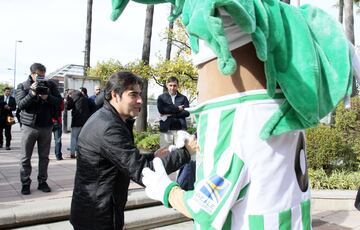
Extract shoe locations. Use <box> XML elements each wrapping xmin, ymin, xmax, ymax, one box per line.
<box><xmin>38</xmin><ymin>182</ymin><xmax>51</xmax><ymax>193</ymax></box>
<box><xmin>70</xmin><ymin>154</ymin><xmax>76</xmax><ymax>159</ymax></box>
<box><xmin>56</xmin><ymin>157</ymin><xmax>63</xmax><ymax>161</ymax></box>
<box><xmin>5</xmin><ymin>146</ymin><xmax>10</xmax><ymax>150</ymax></box>
<box><xmin>0</xmin><ymin>145</ymin><xmax>2</xmax><ymax>148</ymax></box>
<box><xmin>21</xmin><ymin>185</ymin><xmax>31</xmax><ymax>195</ymax></box>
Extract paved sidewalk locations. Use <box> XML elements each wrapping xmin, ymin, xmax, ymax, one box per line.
<box><xmin>0</xmin><ymin>123</ymin><xmax>359</xmax><ymax>229</ymax></box>
<box><xmin>0</xmin><ymin>123</ymin><xmax>141</xmax><ymax>206</ymax></box>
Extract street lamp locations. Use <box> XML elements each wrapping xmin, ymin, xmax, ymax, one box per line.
<box><xmin>13</xmin><ymin>40</ymin><xmax>23</xmax><ymax>91</ymax></box>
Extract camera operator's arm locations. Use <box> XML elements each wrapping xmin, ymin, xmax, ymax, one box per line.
<box><xmin>43</xmin><ymin>81</ymin><xmax>61</xmax><ymax>107</ymax></box>
<box><xmin>16</xmin><ymin>83</ymin><xmax>37</xmax><ymax>110</ymax></box>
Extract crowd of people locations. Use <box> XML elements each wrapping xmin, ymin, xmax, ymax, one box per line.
<box><xmin>4</xmin><ymin>0</ymin><xmax>360</xmax><ymax>227</ymax></box>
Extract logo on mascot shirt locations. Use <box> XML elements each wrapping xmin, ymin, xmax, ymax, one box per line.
<box><xmin>195</xmin><ymin>175</ymin><xmax>230</xmax><ymax>214</ymax></box>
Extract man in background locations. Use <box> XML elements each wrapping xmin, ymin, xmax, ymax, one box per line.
<box><xmin>65</xmin><ymin>89</ymin><xmax>90</xmax><ymax>158</ymax></box>
<box><xmin>0</xmin><ymin>87</ymin><xmax>16</xmax><ymax>150</ymax></box>
<box><xmin>16</xmin><ymin>63</ymin><xmax>62</xmax><ymax>195</ymax></box>
<box><xmin>157</xmin><ymin>76</ymin><xmax>194</xmax><ymax>190</ymax></box>
<box><xmin>89</xmin><ymin>85</ymin><xmax>101</xmax><ymax>103</ymax></box>
<box><xmin>52</xmin><ymin>99</ymin><xmax>64</xmax><ymax>160</ymax></box>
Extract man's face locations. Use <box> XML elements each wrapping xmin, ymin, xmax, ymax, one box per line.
<box><xmin>94</xmin><ymin>86</ymin><xmax>101</xmax><ymax>95</ymax></box>
<box><xmin>4</xmin><ymin>90</ymin><xmax>11</xmax><ymax>97</ymax></box>
<box><xmin>113</xmin><ymin>84</ymin><xmax>142</xmax><ymax>120</ymax></box>
<box><xmin>166</xmin><ymin>81</ymin><xmax>178</xmax><ymax>96</ymax></box>
<box><xmin>31</xmin><ymin>70</ymin><xmax>46</xmax><ymax>81</ymax></box>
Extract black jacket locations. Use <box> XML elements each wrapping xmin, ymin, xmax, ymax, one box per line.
<box><xmin>157</xmin><ymin>92</ymin><xmax>190</xmax><ymax>132</ymax></box>
<box><xmin>0</xmin><ymin>95</ymin><xmax>16</xmax><ymax>121</ymax></box>
<box><xmin>70</xmin><ymin>100</ymin><xmax>191</xmax><ymax>230</ymax></box>
<box><xmin>65</xmin><ymin>90</ymin><xmax>90</xmax><ymax>127</ymax></box>
<box><xmin>16</xmin><ymin>76</ymin><xmax>61</xmax><ymax>127</ymax></box>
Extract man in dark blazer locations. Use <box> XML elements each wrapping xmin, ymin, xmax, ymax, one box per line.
<box><xmin>0</xmin><ymin>87</ymin><xmax>16</xmax><ymax>150</ymax></box>
<box><xmin>157</xmin><ymin>77</ymin><xmax>196</xmax><ymax>190</ymax></box>
<box><xmin>157</xmin><ymin>76</ymin><xmax>190</xmax><ymax>147</ymax></box>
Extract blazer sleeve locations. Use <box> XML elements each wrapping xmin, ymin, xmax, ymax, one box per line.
<box><xmin>9</xmin><ymin>97</ymin><xmax>16</xmax><ymax>111</ymax></box>
<box><xmin>101</xmin><ymin>124</ymin><xmax>154</xmax><ymax>186</ymax></box>
<box><xmin>157</xmin><ymin>94</ymin><xmax>180</xmax><ymax>115</ymax></box>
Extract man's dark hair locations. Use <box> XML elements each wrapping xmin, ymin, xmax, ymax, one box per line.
<box><xmin>4</xmin><ymin>87</ymin><xmax>11</xmax><ymax>91</ymax></box>
<box><xmin>30</xmin><ymin>63</ymin><xmax>46</xmax><ymax>74</ymax></box>
<box><xmin>104</xmin><ymin>71</ymin><xmax>143</xmax><ymax>100</ymax></box>
<box><xmin>167</xmin><ymin>76</ymin><xmax>179</xmax><ymax>84</ymax></box>
<box><xmin>80</xmin><ymin>87</ymin><xmax>88</xmax><ymax>97</ymax></box>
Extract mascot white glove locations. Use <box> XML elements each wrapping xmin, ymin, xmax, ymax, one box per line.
<box><xmin>142</xmin><ymin>158</ymin><xmax>179</xmax><ymax>208</ymax></box>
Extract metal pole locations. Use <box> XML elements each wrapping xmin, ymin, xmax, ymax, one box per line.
<box><xmin>13</xmin><ymin>40</ymin><xmax>22</xmax><ymax>91</ymax></box>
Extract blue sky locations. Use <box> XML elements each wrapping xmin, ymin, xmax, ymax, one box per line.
<box><xmin>0</xmin><ymin>0</ymin><xmax>358</xmax><ymax>88</ymax></box>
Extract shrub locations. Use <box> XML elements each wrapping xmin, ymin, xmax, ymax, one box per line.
<box><xmin>137</xmin><ymin>133</ymin><xmax>160</xmax><ymax>151</ymax></box>
<box><xmin>306</xmin><ymin>125</ymin><xmax>352</xmax><ymax>173</ymax></box>
<box><xmin>306</xmin><ymin>97</ymin><xmax>360</xmax><ymax>173</ymax></box>
<box><xmin>309</xmin><ymin>169</ymin><xmax>360</xmax><ymax>190</ymax></box>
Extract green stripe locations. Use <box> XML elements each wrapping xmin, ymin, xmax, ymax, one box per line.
<box><xmin>223</xmin><ymin>211</ymin><xmax>232</xmax><ymax>229</ymax></box>
<box><xmin>196</xmin><ymin>113</ymin><xmax>208</xmax><ymax>182</ymax></box>
<box><xmin>213</xmin><ymin>108</ymin><xmax>236</xmax><ymax>162</ymax></box>
<box><xmin>237</xmin><ymin>183</ymin><xmax>250</xmax><ymax>201</ymax></box>
<box><xmin>190</xmin><ymin>92</ymin><xmax>285</xmax><ymax>114</ymax></box>
<box><xmin>279</xmin><ymin>208</ymin><xmax>292</xmax><ymax>230</ymax></box>
<box><xmin>249</xmin><ymin>215</ymin><xmax>264</xmax><ymax>230</ymax></box>
<box><xmin>301</xmin><ymin>200</ymin><xmax>311</xmax><ymax>230</ymax></box>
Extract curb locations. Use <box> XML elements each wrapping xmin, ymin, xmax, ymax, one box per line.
<box><xmin>0</xmin><ymin>190</ymin><xmax>158</xmax><ymax>230</ymax></box>
<box><xmin>0</xmin><ymin>189</ymin><xmax>357</xmax><ymax>229</ymax></box>
<box><xmin>311</xmin><ymin>189</ymin><xmax>357</xmax><ymax>211</ymax></box>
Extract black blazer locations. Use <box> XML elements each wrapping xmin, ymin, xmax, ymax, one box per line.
<box><xmin>157</xmin><ymin>92</ymin><xmax>190</xmax><ymax>132</ymax></box>
<box><xmin>0</xmin><ymin>95</ymin><xmax>16</xmax><ymax>120</ymax></box>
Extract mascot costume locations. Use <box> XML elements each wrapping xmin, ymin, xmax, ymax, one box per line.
<box><xmin>111</xmin><ymin>0</ymin><xmax>360</xmax><ymax>229</ymax></box>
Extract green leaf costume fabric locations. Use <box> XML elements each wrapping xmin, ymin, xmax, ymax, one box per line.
<box><xmin>110</xmin><ymin>0</ymin><xmax>353</xmax><ymax>140</ymax></box>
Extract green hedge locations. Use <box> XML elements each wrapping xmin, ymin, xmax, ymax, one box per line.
<box><xmin>306</xmin><ymin>97</ymin><xmax>360</xmax><ymax>174</ymax></box>
<box><xmin>309</xmin><ymin>169</ymin><xmax>360</xmax><ymax>190</ymax></box>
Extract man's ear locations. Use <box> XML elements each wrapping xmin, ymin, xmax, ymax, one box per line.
<box><xmin>111</xmin><ymin>91</ymin><xmax>122</xmax><ymax>103</ymax></box>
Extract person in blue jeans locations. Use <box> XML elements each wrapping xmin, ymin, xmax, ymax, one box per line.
<box><xmin>52</xmin><ymin>99</ymin><xmax>64</xmax><ymax>160</ymax></box>
<box><xmin>65</xmin><ymin>90</ymin><xmax>90</xmax><ymax>158</ymax></box>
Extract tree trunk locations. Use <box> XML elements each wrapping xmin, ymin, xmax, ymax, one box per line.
<box><xmin>344</xmin><ymin>0</ymin><xmax>357</xmax><ymax>96</ymax></box>
<box><xmin>163</xmin><ymin>5</ymin><xmax>174</xmax><ymax>93</ymax></box>
<box><xmin>281</xmin><ymin>0</ymin><xmax>291</xmax><ymax>4</ymax></box>
<box><xmin>165</xmin><ymin>5</ymin><xmax>174</xmax><ymax>61</ymax></box>
<box><xmin>136</xmin><ymin>5</ymin><xmax>154</xmax><ymax>132</ymax></box>
<box><xmin>297</xmin><ymin>0</ymin><xmax>300</xmax><ymax>6</ymax></box>
<box><xmin>339</xmin><ymin>0</ymin><xmax>344</xmax><ymax>23</ymax></box>
<box><xmin>84</xmin><ymin>0</ymin><xmax>93</xmax><ymax>77</ymax></box>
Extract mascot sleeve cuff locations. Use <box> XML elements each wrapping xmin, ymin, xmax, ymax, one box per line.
<box><xmin>163</xmin><ymin>182</ymin><xmax>179</xmax><ymax>208</ymax></box>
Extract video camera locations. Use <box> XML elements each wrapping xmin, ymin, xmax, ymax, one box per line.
<box><xmin>35</xmin><ymin>76</ymin><xmax>49</xmax><ymax>95</ymax></box>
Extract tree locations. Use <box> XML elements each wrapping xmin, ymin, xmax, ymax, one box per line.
<box><xmin>339</xmin><ymin>0</ymin><xmax>344</xmax><ymax>23</ymax></box>
<box><xmin>136</xmin><ymin>5</ymin><xmax>155</xmax><ymax>132</ymax></box>
<box><xmin>84</xmin><ymin>0</ymin><xmax>93</xmax><ymax>75</ymax></box>
<box><xmin>0</xmin><ymin>83</ymin><xmax>12</xmax><ymax>94</ymax></box>
<box><xmin>153</xmin><ymin>57</ymin><xmax>198</xmax><ymax>102</ymax></box>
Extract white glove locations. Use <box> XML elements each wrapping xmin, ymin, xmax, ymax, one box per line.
<box><xmin>168</xmin><ymin>130</ymin><xmax>191</xmax><ymax>151</ymax></box>
<box><xmin>142</xmin><ymin>158</ymin><xmax>179</xmax><ymax>208</ymax></box>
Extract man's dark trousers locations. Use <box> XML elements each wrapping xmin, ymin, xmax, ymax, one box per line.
<box><xmin>0</xmin><ymin>121</ymin><xmax>12</xmax><ymax>148</ymax></box>
<box><xmin>20</xmin><ymin>125</ymin><xmax>52</xmax><ymax>185</ymax></box>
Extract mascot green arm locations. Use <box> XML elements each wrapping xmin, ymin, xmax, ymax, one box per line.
<box><xmin>111</xmin><ymin>0</ymin><xmax>183</xmax><ymax>21</ymax></box>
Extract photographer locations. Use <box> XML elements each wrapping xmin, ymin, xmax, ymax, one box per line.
<box><xmin>16</xmin><ymin>63</ymin><xmax>62</xmax><ymax>195</ymax></box>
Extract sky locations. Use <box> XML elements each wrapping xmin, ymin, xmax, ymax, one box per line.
<box><xmin>0</xmin><ymin>0</ymin><xmax>358</xmax><ymax>88</ymax></box>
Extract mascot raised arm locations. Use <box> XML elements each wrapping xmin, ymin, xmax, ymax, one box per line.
<box><xmin>112</xmin><ymin>0</ymin><xmax>359</xmax><ymax>229</ymax></box>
